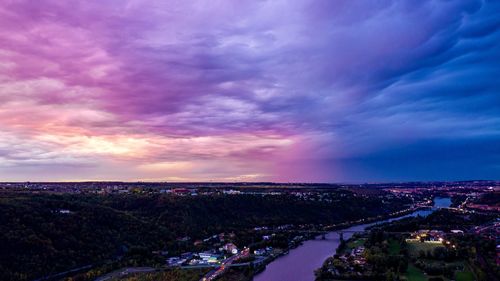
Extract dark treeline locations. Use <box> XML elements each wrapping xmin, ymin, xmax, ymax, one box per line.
<box><xmin>376</xmin><ymin>209</ymin><xmax>497</xmax><ymax>233</ymax></box>
<box><xmin>0</xmin><ymin>191</ymin><xmax>410</xmax><ymax>281</ymax></box>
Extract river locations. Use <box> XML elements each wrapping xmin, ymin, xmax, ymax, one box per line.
<box><xmin>254</xmin><ymin>197</ymin><xmax>452</xmax><ymax>281</ymax></box>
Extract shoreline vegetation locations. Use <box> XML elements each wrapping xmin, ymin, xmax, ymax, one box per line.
<box><xmin>0</xmin><ymin>182</ymin><xmax>497</xmax><ymax>281</ymax></box>
<box><xmin>89</xmin><ymin>205</ymin><xmax>433</xmax><ymax>281</ymax></box>
<box><xmin>315</xmin><ymin>208</ymin><xmax>499</xmax><ymax>281</ymax></box>
<box><xmin>0</xmin><ymin>188</ymin><xmax>416</xmax><ymax>281</ymax></box>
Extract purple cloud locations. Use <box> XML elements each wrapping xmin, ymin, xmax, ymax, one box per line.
<box><xmin>0</xmin><ymin>0</ymin><xmax>498</xmax><ymax>181</ymax></box>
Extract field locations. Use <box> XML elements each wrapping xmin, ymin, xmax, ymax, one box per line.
<box><xmin>455</xmin><ymin>270</ymin><xmax>474</xmax><ymax>281</ymax></box>
<box><xmin>388</xmin><ymin>239</ymin><xmax>401</xmax><ymax>254</ymax></box>
<box><xmin>406</xmin><ymin>240</ymin><xmax>443</xmax><ymax>258</ymax></box>
<box><xmin>405</xmin><ymin>264</ymin><xmax>427</xmax><ymax>281</ymax></box>
<box><xmin>340</xmin><ymin>238</ymin><xmax>366</xmax><ymax>254</ymax></box>
<box><xmin>404</xmin><ymin>240</ymin><xmax>474</xmax><ymax>281</ymax></box>
<box><xmin>347</xmin><ymin>238</ymin><xmax>366</xmax><ymax>249</ymax></box>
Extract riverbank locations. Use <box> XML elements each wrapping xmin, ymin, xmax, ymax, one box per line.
<box><xmin>196</xmin><ymin>205</ymin><xmax>433</xmax><ymax>281</ymax></box>
<box><xmin>323</xmin><ymin>204</ymin><xmax>433</xmax><ymax>232</ymax></box>
<box><xmin>315</xmin><ymin>199</ymin><xmax>496</xmax><ymax>281</ymax></box>
<box><xmin>254</xmin><ymin>198</ymin><xmax>448</xmax><ymax>281</ymax></box>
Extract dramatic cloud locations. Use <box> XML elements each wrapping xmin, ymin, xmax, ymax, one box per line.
<box><xmin>0</xmin><ymin>0</ymin><xmax>498</xmax><ymax>181</ymax></box>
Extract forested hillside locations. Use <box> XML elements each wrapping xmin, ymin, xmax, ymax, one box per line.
<box><xmin>0</xmin><ymin>191</ymin><xmax>410</xmax><ymax>280</ymax></box>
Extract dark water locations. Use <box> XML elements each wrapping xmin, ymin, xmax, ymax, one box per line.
<box><xmin>254</xmin><ymin>197</ymin><xmax>451</xmax><ymax>281</ymax></box>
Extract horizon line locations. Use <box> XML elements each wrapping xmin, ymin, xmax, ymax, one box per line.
<box><xmin>1</xmin><ymin>179</ymin><xmax>497</xmax><ymax>185</ymax></box>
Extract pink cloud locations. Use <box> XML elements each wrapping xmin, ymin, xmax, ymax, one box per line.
<box><xmin>0</xmin><ymin>0</ymin><xmax>498</xmax><ymax>181</ymax></box>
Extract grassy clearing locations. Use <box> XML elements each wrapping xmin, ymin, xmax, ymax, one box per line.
<box><xmin>388</xmin><ymin>239</ymin><xmax>401</xmax><ymax>255</ymax></box>
<box><xmin>405</xmin><ymin>264</ymin><xmax>427</xmax><ymax>281</ymax></box>
<box><xmin>347</xmin><ymin>238</ymin><xmax>366</xmax><ymax>249</ymax></box>
<box><xmin>406</xmin><ymin>240</ymin><xmax>443</xmax><ymax>258</ymax></box>
<box><xmin>455</xmin><ymin>270</ymin><xmax>474</xmax><ymax>281</ymax></box>
<box><xmin>340</xmin><ymin>238</ymin><xmax>366</xmax><ymax>254</ymax></box>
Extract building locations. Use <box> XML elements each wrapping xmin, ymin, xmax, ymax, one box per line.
<box><xmin>223</xmin><ymin>243</ymin><xmax>239</xmax><ymax>254</ymax></box>
<box><xmin>198</xmin><ymin>252</ymin><xmax>220</xmax><ymax>263</ymax></box>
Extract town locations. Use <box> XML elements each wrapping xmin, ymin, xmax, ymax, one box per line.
<box><xmin>0</xmin><ymin>181</ymin><xmax>498</xmax><ymax>281</ymax></box>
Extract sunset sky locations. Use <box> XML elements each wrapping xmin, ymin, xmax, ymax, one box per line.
<box><xmin>0</xmin><ymin>0</ymin><xmax>499</xmax><ymax>182</ymax></box>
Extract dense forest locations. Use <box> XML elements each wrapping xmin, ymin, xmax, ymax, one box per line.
<box><xmin>377</xmin><ymin>208</ymin><xmax>497</xmax><ymax>233</ymax></box>
<box><xmin>474</xmin><ymin>191</ymin><xmax>500</xmax><ymax>206</ymax></box>
<box><xmin>0</xmin><ymin>191</ymin><xmax>411</xmax><ymax>281</ymax></box>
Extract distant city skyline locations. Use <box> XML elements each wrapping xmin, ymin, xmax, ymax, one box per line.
<box><xmin>0</xmin><ymin>0</ymin><xmax>499</xmax><ymax>182</ymax></box>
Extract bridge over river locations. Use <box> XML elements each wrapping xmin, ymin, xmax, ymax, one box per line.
<box><xmin>254</xmin><ymin>197</ymin><xmax>452</xmax><ymax>281</ymax></box>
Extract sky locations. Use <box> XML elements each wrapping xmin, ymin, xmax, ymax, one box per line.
<box><xmin>0</xmin><ymin>0</ymin><xmax>499</xmax><ymax>182</ymax></box>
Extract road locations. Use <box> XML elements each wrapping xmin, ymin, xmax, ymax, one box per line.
<box><xmin>95</xmin><ymin>267</ymin><xmax>157</xmax><ymax>281</ymax></box>
<box><xmin>92</xmin><ymin>254</ymin><xmax>265</xmax><ymax>281</ymax></box>
<box><xmin>34</xmin><ymin>264</ymin><xmax>94</xmax><ymax>281</ymax></box>
<box><xmin>201</xmin><ymin>249</ymin><xmax>250</xmax><ymax>281</ymax></box>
